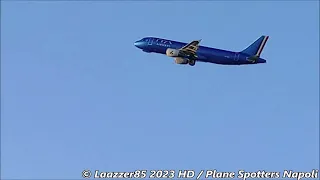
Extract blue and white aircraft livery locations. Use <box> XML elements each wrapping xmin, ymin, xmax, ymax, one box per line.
<box><xmin>134</xmin><ymin>36</ymin><xmax>269</xmax><ymax>66</ymax></box>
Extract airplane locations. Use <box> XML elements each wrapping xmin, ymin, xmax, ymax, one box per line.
<box><xmin>134</xmin><ymin>35</ymin><xmax>269</xmax><ymax>66</ymax></box>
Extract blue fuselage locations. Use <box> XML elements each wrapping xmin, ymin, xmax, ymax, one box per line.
<box><xmin>134</xmin><ymin>37</ymin><xmax>267</xmax><ymax>65</ymax></box>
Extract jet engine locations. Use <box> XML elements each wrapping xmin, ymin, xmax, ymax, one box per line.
<box><xmin>174</xmin><ymin>57</ymin><xmax>189</xmax><ymax>64</ymax></box>
<box><xmin>166</xmin><ymin>48</ymin><xmax>181</xmax><ymax>57</ymax></box>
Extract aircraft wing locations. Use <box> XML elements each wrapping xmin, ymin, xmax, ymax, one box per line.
<box><xmin>179</xmin><ymin>39</ymin><xmax>202</xmax><ymax>55</ymax></box>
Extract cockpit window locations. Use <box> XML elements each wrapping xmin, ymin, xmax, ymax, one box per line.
<box><xmin>145</xmin><ymin>38</ymin><xmax>149</xmax><ymax>42</ymax></box>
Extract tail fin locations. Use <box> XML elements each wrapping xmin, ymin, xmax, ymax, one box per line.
<box><xmin>241</xmin><ymin>36</ymin><xmax>269</xmax><ymax>57</ymax></box>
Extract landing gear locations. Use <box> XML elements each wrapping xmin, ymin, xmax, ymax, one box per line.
<box><xmin>188</xmin><ymin>59</ymin><xmax>196</xmax><ymax>66</ymax></box>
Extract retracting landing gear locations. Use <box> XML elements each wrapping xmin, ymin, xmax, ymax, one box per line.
<box><xmin>188</xmin><ymin>59</ymin><xmax>196</xmax><ymax>66</ymax></box>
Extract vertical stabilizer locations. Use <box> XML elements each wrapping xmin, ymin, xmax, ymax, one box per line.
<box><xmin>241</xmin><ymin>36</ymin><xmax>269</xmax><ymax>57</ymax></box>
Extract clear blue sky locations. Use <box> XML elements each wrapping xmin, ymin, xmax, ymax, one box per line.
<box><xmin>1</xmin><ymin>1</ymin><xmax>319</xmax><ymax>179</ymax></box>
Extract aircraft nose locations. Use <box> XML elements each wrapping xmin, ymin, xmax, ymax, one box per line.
<box><xmin>134</xmin><ymin>41</ymin><xmax>144</xmax><ymax>49</ymax></box>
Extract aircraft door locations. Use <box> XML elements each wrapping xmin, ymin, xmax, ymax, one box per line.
<box><xmin>148</xmin><ymin>38</ymin><xmax>153</xmax><ymax>46</ymax></box>
<box><xmin>234</xmin><ymin>53</ymin><xmax>240</xmax><ymax>61</ymax></box>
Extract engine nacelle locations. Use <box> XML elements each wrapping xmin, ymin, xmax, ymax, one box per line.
<box><xmin>166</xmin><ymin>48</ymin><xmax>181</xmax><ymax>57</ymax></box>
<box><xmin>175</xmin><ymin>57</ymin><xmax>189</xmax><ymax>64</ymax></box>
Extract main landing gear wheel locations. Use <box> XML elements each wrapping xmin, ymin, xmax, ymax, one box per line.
<box><xmin>189</xmin><ymin>59</ymin><xmax>196</xmax><ymax>66</ymax></box>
